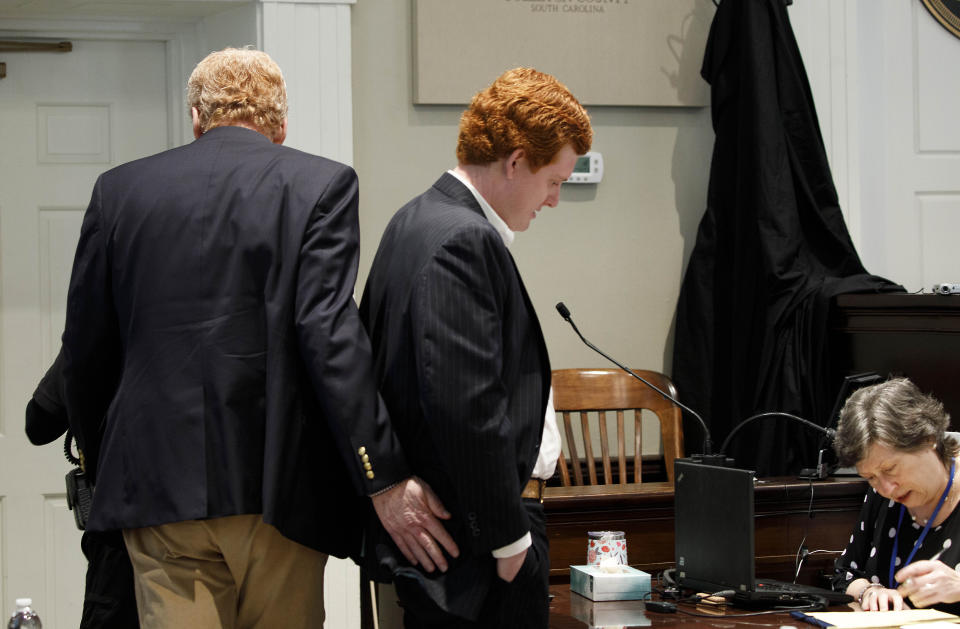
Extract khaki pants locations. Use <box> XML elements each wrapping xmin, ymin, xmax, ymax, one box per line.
<box><xmin>123</xmin><ymin>514</ymin><xmax>327</xmax><ymax>629</ymax></box>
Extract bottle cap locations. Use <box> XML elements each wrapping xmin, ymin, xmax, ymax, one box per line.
<box><xmin>15</xmin><ymin>598</ymin><xmax>32</xmax><ymax>607</ymax></box>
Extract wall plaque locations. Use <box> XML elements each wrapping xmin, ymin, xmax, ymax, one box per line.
<box><xmin>413</xmin><ymin>0</ymin><xmax>713</xmax><ymax>106</ymax></box>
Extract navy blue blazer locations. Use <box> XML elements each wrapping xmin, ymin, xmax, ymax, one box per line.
<box><xmin>359</xmin><ymin>173</ymin><xmax>550</xmax><ymax>617</ymax></box>
<box><xmin>62</xmin><ymin>126</ymin><xmax>409</xmax><ymax>557</ymax></box>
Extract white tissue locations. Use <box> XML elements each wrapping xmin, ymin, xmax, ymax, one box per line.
<box><xmin>599</xmin><ymin>557</ymin><xmax>625</xmax><ymax>573</ymax></box>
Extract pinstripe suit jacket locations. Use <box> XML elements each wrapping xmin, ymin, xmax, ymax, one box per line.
<box><xmin>359</xmin><ymin>173</ymin><xmax>551</xmax><ymax>618</ymax></box>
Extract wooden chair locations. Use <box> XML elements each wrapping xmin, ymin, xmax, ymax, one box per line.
<box><xmin>552</xmin><ymin>368</ymin><xmax>684</xmax><ymax>486</ymax></box>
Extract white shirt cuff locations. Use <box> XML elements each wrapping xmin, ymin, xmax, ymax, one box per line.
<box><xmin>532</xmin><ymin>386</ymin><xmax>560</xmax><ymax>479</ymax></box>
<box><xmin>492</xmin><ymin>531</ymin><xmax>532</xmax><ymax>558</ymax></box>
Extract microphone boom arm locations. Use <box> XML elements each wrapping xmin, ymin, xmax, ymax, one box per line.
<box><xmin>555</xmin><ymin>302</ymin><xmax>714</xmax><ymax>456</ymax></box>
<box><xmin>718</xmin><ymin>412</ymin><xmax>836</xmax><ymax>456</ymax></box>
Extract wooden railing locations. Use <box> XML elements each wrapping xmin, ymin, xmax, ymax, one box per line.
<box><xmin>543</xmin><ymin>475</ymin><xmax>867</xmax><ymax>587</ymax></box>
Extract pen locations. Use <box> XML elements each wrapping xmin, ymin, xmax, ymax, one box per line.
<box><xmin>790</xmin><ymin>610</ymin><xmax>833</xmax><ymax>628</ymax></box>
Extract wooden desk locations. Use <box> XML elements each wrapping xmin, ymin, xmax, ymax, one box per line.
<box><xmin>544</xmin><ymin>476</ymin><xmax>867</xmax><ymax>586</ymax></box>
<box><xmin>549</xmin><ymin>585</ymin><xmax>850</xmax><ymax>629</ymax></box>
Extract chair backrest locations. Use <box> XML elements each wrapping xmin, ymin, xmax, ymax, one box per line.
<box><xmin>552</xmin><ymin>368</ymin><xmax>684</xmax><ymax>486</ymax></box>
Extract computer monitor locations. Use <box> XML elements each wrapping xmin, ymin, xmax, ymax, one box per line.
<box><xmin>822</xmin><ymin>372</ymin><xmax>884</xmax><ymax>475</ymax></box>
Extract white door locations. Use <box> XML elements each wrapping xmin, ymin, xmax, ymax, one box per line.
<box><xmin>0</xmin><ymin>37</ymin><xmax>169</xmax><ymax>627</ymax></box>
<box><xmin>857</xmin><ymin>1</ymin><xmax>960</xmax><ymax>291</ymax></box>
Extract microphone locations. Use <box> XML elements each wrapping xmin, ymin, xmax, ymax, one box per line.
<box><xmin>555</xmin><ymin>302</ymin><xmax>722</xmax><ymax>463</ymax></box>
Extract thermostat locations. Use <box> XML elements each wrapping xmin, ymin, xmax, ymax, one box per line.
<box><xmin>566</xmin><ymin>151</ymin><xmax>603</xmax><ymax>184</ymax></box>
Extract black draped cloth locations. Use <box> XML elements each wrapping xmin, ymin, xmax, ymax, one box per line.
<box><xmin>672</xmin><ymin>0</ymin><xmax>903</xmax><ymax>476</ymax></box>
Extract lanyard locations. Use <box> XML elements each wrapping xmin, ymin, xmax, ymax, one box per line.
<box><xmin>888</xmin><ymin>458</ymin><xmax>955</xmax><ymax>587</ymax></box>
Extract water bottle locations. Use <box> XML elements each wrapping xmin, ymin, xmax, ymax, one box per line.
<box><xmin>7</xmin><ymin>598</ymin><xmax>41</xmax><ymax>629</ymax></box>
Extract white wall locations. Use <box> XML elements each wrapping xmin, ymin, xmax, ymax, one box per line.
<box><xmin>351</xmin><ymin>0</ymin><xmax>715</xmax><ymax>380</ymax></box>
<box><xmin>352</xmin><ymin>0</ymin><xmax>960</xmax><ymax>384</ymax></box>
<box><xmin>199</xmin><ymin>2</ymin><xmax>258</xmax><ymax>53</ymax></box>
<box><xmin>789</xmin><ymin>0</ymin><xmax>862</xmax><ymax>244</ymax></box>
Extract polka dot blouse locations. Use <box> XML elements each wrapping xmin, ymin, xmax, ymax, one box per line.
<box><xmin>832</xmin><ymin>487</ymin><xmax>960</xmax><ymax>614</ymax></box>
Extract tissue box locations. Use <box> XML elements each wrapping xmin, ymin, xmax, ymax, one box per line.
<box><xmin>570</xmin><ymin>565</ymin><xmax>651</xmax><ymax>601</ymax></box>
<box><xmin>569</xmin><ymin>592</ymin><xmax>651</xmax><ymax>627</ymax></box>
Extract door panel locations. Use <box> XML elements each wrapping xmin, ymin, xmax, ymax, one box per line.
<box><xmin>0</xmin><ymin>38</ymin><xmax>169</xmax><ymax>626</ymax></box>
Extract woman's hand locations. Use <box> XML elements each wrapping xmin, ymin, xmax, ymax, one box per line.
<box><xmin>896</xmin><ymin>559</ymin><xmax>960</xmax><ymax>608</ymax></box>
<box><xmin>848</xmin><ymin>578</ymin><xmax>908</xmax><ymax>611</ymax></box>
<box><xmin>859</xmin><ymin>584</ymin><xmax>908</xmax><ymax>611</ymax></box>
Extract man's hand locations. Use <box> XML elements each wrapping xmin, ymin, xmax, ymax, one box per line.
<box><xmin>896</xmin><ymin>559</ymin><xmax>960</xmax><ymax>608</ymax></box>
<box><xmin>496</xmin><ymin>547</ymin><xmax>528</xmax><ymax>583</ymax></box>
<box><xmin>371</xmin><ymin>477</ymin><xmax>460</xmax><ymax>572</ymax></box>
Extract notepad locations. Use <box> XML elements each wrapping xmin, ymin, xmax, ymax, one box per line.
<box><xmin>792</xmin><ymin>609</ymin><xmax>958</xmax><ymax>628</ymax></box>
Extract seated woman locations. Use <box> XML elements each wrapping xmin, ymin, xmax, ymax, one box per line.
<box><xmin>833</xmin><ymin>377</ymin><xmax>960</xmax><ymax>612</ymax></box>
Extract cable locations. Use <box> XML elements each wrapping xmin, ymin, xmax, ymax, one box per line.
<box><xmin>660</xmin><ymin>567</ymin><xmax>676</xmax><ymax>586</ymax></box>
<box><xmin>675</xmin><ymin>598</ymin><xmax>826</xmax><ymax>618</ymax></box>
<box><xmin>64</xmin><ymin>429</ymin><xmax>82</xmax><ymax>466</ymax></box>
<box><xmin>794</xmin><ymin>544</ymin><xmax>809</xmax><ymax>582</ymax></box>
<box><xmin>797</xmin><ymin>547</ymin><xmax>843</xmax><ymax>573</ymax></box>
<box><xmin>793</xmin><ymin>477</ymin><xmax>816</xmax><ymax>582</ymax></box>
<box><xmin>655</xmin><ymin>566</ymin><xmax>829</xmax><ymax>616</ymax></box>
<box><xmin>790</xmin><ymin>478</ymin><xmax>846</xmax><ymax>584</ymax></box>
